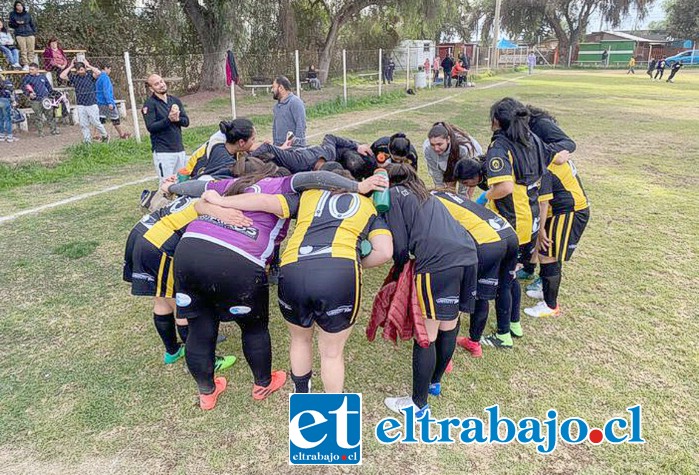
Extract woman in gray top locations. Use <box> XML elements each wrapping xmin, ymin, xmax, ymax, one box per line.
<box><xmin>423</xmin><ymin>122</ymin><xmax>482</xmax><ymax>188</ymax></box>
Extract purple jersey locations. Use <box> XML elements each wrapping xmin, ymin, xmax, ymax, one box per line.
<box><xmin>183</xmin><ymin>176</ymin><xmax>294</xmax><ymax>267</ymax></box>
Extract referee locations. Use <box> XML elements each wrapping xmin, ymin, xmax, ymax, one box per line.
<box><xmin>142</xmin><ymin>74</ymin><xmax>190</xmax><ymax>183</ymax></box>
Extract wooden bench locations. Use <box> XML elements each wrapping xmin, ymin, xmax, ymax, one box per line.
<box><xmin>243</xmin><ymin>84</ymin><xmax>272</xmax><ymax>96</ymax></box>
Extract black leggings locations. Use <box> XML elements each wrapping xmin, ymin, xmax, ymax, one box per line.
<box><xmin>174</xmin><ymin>237</ymin><xmax>272</xmax><ymax>393</ymax></box>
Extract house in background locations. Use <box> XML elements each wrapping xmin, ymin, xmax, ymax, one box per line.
<box><xmin>576</xmin><ymin>30</ymin><xmax>690</xmax><ymax>64</ymax></box>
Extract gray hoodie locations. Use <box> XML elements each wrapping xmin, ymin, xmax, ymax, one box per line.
<box><xmin>423</xmin><ymin>137</ymin><xmax>483</xmax><ymax>187</ymax></box>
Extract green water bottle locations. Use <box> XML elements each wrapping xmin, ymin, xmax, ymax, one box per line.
<box><xmin>177</xmin><ymin>168</ymin><xmax>191</xmax><ymax>183</ymax></box>
<box><xmin>372</xmin><ymin>168</ymin><xmax>390</xmax><ymax>213</ymax></box>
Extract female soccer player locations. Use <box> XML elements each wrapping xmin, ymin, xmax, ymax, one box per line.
<box><xmin>423</xmin><ymin>122</ymin><xmax>483</xmax><ymax>188</ymax></box>
<box><xmin>432</xmin><ymin>190</ymin><xmax>519</xmax><ymax>357</ymax></box>
<box><xmin>201</xmin><ymin>169</ymin><xmax>393</xmax><ymax>394</ymax></box>
<box><xmin>453</xmin><ymin>98</ymin><xmax>570</xmax><ymax>348</ymax></box>
<box><xmin>380</xmin><ymin>164</ymin><xmax>479</xmax><ymax>416</ymax></box>
<box><xmin>371</xmin><ymin>133</ymin><xmax>419</xmax><ymax>170</ymax></box>
<box><xmin>169</xmin><ymin>163</ymin><xmax>387</xmax><ymax>409</ymax></box>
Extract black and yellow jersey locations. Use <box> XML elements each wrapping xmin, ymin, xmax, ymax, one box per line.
<box><xmin>432</xmin><ymin>190</ymin><xmax>516</xmax><ymax>245</ymax></box>
<box><xmin>142</xmin><ymin>197</ymin><xmax>199</xmax><ymax>256</ymax></box>
<box><xmin>277</xmin><ymin>190</ymin><xmax>391</xmax><ymax>265</ymax></box>
<box><xmin>484</xmin><ymin>130</ymin><xmax>554</xmax><ymax>244</ymax></box>
<box><xmin>540</xmin><ymin>163</ymin><xmax>589</xmax><ymax>215</ymax></box>
<box><xmin>529</xmin><ymin>116</ymin><xmax>589</xmax><ymax>216</ymax></box>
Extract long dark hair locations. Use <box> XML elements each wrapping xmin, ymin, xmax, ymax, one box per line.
<box><xmin>386</xmin><ymin>163</ymin><xmax>430</xmax><ymax>203</ymax></box>
<box><xmin>428</xmin><ymin>122</ymin><xmax>479</xmax><ymax>183</ymax></box>
<box><xmin>0</xmin><ymin>19</ymin><xmax>7</xmax><ymax>33</ymax></box>
<box><xmin>219</xmin><ymin>118</ymin><xmax>255</xmax><ymax>144</ymax></box>
<box><xmin>490</xmin><ymin>97</ymin><xmax>530</xmax><ymax>147</ymax></box>
<box><xmin>224</xmin><ymin>160</ymin><xmax>279</xmax><ymax>196</ymax></box>
<box><xmin>388</xmin><ymin>133</ymin><xmax>412</xmax><ymax>159</ymax></box>
<box><xmin>526</xmin><ymin>105</ymin><xmax>556</xmax><ymax>123</ymax></box>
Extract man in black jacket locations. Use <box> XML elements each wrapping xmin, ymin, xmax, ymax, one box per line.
<box><xmin>142</xmin><ymin>74</ymin><xmax>190</xmax><ymax>183</ymax></box>
<box><xmin>9</xmin><ymin>1</ymin><xmax>37</xmax><ymax>69</ymax></box>
<box><xmin>441</xmin><ymin>54</ymin><xmax>454</xmax><ymax>88</ymax></box>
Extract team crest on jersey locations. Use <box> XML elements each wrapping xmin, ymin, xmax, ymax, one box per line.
<box><xmin>489</xmin><ymin>157</ymin><xmax>505</xmax><ymax>172</ymax></box>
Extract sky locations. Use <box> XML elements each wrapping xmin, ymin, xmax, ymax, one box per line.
<box><xmin>587</xmin><ymin>2</ymin><xmax>666</xmax><ymax>32</ymax></box>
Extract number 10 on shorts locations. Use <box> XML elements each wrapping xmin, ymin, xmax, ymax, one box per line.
<box><xmin>289</xmin><ymin>393</ymin><xmax>362</xmax><ymax>465</ymax></box>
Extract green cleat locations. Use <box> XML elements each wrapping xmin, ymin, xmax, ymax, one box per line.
<box><xmin>483</xmin><ymin>332</ymin><xmax>513</xmax><ymax>349</ymax></box>
<box><xmin>510</xmin><ymin>322</ymin><xmax>523</xmax><ymax>338</ymax></box>
<box><xmin>164</xmin><ymin>345</ymin><xmax>185</xmax><ymax>364</ymax></box>
<box><xmin>214</xmin><ymin>355</ymin><xmax>237</xmax><ymax>372</ymax></box>
<box><xmin>516</xmin><ymin>269</ymin><xmax>535</xmax><ymax>280</ymax></box>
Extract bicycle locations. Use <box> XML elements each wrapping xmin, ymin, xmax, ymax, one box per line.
<box><xmin>42</xmin><ymin>90</ymin><xmax>74</xmax><ymax>125</ymax></box>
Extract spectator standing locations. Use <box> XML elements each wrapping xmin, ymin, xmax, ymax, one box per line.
<box><xmin>43</xmin><ymin>37</ymin><xmax>69</xmax><ymax>83</ymax></box>
<box><xmin>61</xmin><ymin>58</ymin><xmax>108</xmax><ymax>143</ymax></box>
<box><xmin>441</xmin><ymin>53</ymin><xmax>454</xmax><ymax>88</ymax></box>
<box><xmin>0</xmin><ymin>19</ymin><xmax>21</xmax><ymax>69</ymax></box>
<box><xmin>432</xmin><ymin>56</ymin><xmax>440</xmax><ymax>83</ymax></box>
<box><xmin>666</xmin><ymin>62</ymin><xmax>683</xmax><ymax>83</ymax></box>
<box><xmin>423</xmin><ymin>57</ymin><xmax>430</xmax><ymax>77</ymax></box>
<box><xmin>382</xmin><ymin>54</ymin><xmax>391</xmax><ymax>84</ymax></box>
<box><xmin>0</xmin><ymin>74</ymin><xmax>18</xmax><ymax>142</ymax></box>
<box><xmin>9</xmin><ymin>1</ymin><xmax>36</xmax><ymax>70</ymax></box>
<box><xmin>387</xmin><ymin>58</ymin><xmax>395</xmax><ymax>83</ymax></box>
<box><xmin>20</xmin><ymin>62</ymin><xmax>57</xmax><ymax>136</ymax></box>
<box><xmin>601</xmin><ymin>49</ymin><xmax>609</xmax><ymax>67</ymax></box>
<box><xmin>627</xmin><ymin>56</ymin><xmax>636</xmax><ymax>74</ymax></box>
<box><xmin>271</xmin><ymin>75</ymin><xmax>306</xmax><ymax>146</ymax></box>
<box><xmin>653</xmin><ymin>57</ymin><xmax>666</xmax><ymax>80</ymax></box>
<box><xmin>527</xmin><ymin>52</ymin><xmax>536</xmax><ymax>75</ymax></box>
<box><xmin>96</xmin><ymin>63</ymin><xmax>129</xmax><ymax>139</ymax></box>
<box><xmin>646</xmin><ymin>57</ymin><xmax>657</xmax><ymax>79</ymax></box>
<box><xmin>142</xmin><ymin>74</ymin><xmax>189</xmax><ymax>183</ymax></box>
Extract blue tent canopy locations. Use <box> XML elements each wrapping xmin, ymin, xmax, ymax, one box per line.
<box><xmin>497</xmin><ymin>38</ymin><xmax>518</xmax><ymax>49</ymax></box>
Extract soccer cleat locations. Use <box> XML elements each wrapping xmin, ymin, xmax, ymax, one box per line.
<box><xmin>482</xmin><ymin>332</ymin><xmax>513</xmax><ymax>349</ymax></box>
<box><xmin>428</xmin><ymin>383</ymin><xmax>441</xmax><ymax>396</ymax></box>
<box><xmin>214</xmin><ymin>355</ymin><xmax>237</xmax><ymax>372</ymax></box>
<box><xmin>199</xmin><ymin>376</ymin><xmax>227</xmax><ymax>410</ymax></box>
<box><xmin>510</xmin><ymin>322</ymin><xmax>523</xmax><ymax>338</ymax></box>
<box><xmin>384</xmin><ymin>396</ymin><xmax>429</xmax><ymax>417</ymax></box>
<box><xmin>526</xmin><ymin>289</ymin><xmax>544</xmax><ymax>300</ymax></box>
<box><xmin>516</xmin><ymin>269</ymin><xmax>535</xmax><ymax>280</ymax></box>
<box><xmin>456</xmin><ymin>336</ymin><xmax>483</xmax><ymax>357</ymax></box>
<box><xmin>526</xmin><ymin>277</ymin><xmax>542</xmax><ymax>293</ymax></box>
<box><xmin>252</xmin><ymin>370</ymin><xmax>287</xmax><ymax>400</ymax></box>
<box><xmin>164</xmin><ymin>345</ymin><xmax>185</xmax><ymax>364</ymax></box>
<box><xmin>524</xmin><ymin>301</ymin><xmax>560</xmax><ymax>318</ymax></box>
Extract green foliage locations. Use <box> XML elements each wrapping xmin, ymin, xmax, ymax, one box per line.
<box><xmin>666</xmin><ymin>0</ymin><xmax>699</xmax><ymax>41</ymax></box>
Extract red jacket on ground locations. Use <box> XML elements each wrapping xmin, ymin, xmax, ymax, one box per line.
<box><xmin>366</xmin><ymin>260</ymin><xmax>430</xmax><ymax>348</ymax></box>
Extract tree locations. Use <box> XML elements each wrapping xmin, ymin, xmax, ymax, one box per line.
<box><xmin>666</xmin><ymin>0</ymin><xmax>699</xmax><ymax>41</ymax></box>
<box><xmin>177</xmin><ymin>0</ymin><xmax>240</xmax><ymax>90</ymax></box>
<box><xmin>502</xmin><ymin>0</ymin><xmax>655</xmax><ymax>63</ymax></box>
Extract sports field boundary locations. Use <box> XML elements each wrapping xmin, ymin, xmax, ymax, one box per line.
<box><xmin>0</xmin><ymin>75</ymin><xmax>526</xmax><ymax>225</ymax></box>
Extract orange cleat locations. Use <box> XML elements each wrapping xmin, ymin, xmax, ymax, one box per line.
<box><xmin>199</xmin><ymin>376</ymin><xmax>227</xmax><ymax>410</ymax></box>
<box><xmin>252</xmin><ymin>370</ymin><xmax>287</xmax><ymax>400</ymax></box>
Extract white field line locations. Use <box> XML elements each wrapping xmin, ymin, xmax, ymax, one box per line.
<box><xmin>0</xmin><ymin>75</ymin><xmax>526</xmax><ymax>224</ymax></box>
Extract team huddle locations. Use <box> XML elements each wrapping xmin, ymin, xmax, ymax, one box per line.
<box><xmin>123</xmin><ymin>96</ymin><xmax>590</xmax><ymax>415</ymax></box>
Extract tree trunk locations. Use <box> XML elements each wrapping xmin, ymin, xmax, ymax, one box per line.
<box><xmin>318</xmin><ymin>16</ymin><xmax>344</xmax><ymax>84</ymax></box>
<box><xmin>199</xmin><ymin>37</ymin><xmax>232</xmax><ymax>91</ymax></box>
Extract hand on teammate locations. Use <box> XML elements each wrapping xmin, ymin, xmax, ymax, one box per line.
<box><xmin>197</xmin><ymin>192</ymin><xmax>253</xmax><ymax>227</ymax></box>
<box><xmin>537</xmin><ymin>227</ymin><xmax>551</xmax><ymax>252</ymax></box>
<box><xmin>160</xmin><ymin>175</ymin><xmax>177</xmax><ymax>194</ymax></box>
<box><xmin>357</xmin><ymin>174</ymin><xmax>389</xmax><ymax>195</ymax></box>
<box><xmin>356</xmin><ymin>144</ymin><xmax>374</xmax><ymax>157</ymax></box>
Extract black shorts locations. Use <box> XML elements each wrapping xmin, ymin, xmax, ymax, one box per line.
<box><xmin>477</xmin><ymin>235</ymin><xmax>519</xmax><ymax>300</ymax></box>
<box><xmin>278</xmin><ymin>258</ymin><xmax>361</xmax><ymax>333</ymax></box>
<box><xmin>543</xmin><ymin>208</ymin><xmax>590</xmax><ymax>261</ymax></box>
<box><xmin>124</xmin><ymin>223</ymin><xmax>175</xmax><ymax>298</ymax></box>
<box><xmin>98</xmin><ymin>104</ymin><xmax>121</xmax><ymax>125</ymax></box>
<box><xmin>173</xmin><ymin>236</ymin><xmax>268</xmax><ymax>323</ymax></box>
<box><xmin>517</xmin><ymin>237</ymin><xmax>537</xmax><ymax>265</ymax></box>
<box><xmin>416</xmin><ymin>265</ymin><xmax>477</xmax><ymax>321</ymax></box>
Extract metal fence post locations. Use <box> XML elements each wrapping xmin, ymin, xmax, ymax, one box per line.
<box><xmin>378</xmin><ymin>48</ymin><xmax>383</xmax><ymax>97</ymax></box>
<box><xmin>295</xmin><ymin>50</ymin><xmax>301</xmax><ymax>99</ymax></box>
<box><xmin>342</xmin><ymin>49</ymin><xmax>347</xmax><ymax>105</ymax></box>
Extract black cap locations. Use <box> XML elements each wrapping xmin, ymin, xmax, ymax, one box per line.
<box><xmin>453</xmin><ymin>158</ymin><xmax>483</xmax><ymax>180</ymax></box>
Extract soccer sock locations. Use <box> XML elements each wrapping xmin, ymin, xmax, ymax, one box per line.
<box><xmin>510</xmin><ymin>280</ymin><xmax>522</xmax><ymax>323</ymax></box>
<box><xmin>291</xmin><ymin>371</ymin><xmax>313</xmax><ymax>393</ymax></box>
<box><xmin>522</xmin><ymin>261</ymin><xmax>536</xmax><ymax>275</ymax></box>
<box><xmin>469</xmin><ymin>299</ymin><xmax>489</xmax><ymax>341</ymax></box>
<box><xmin>412</xmin><ymin>340</ymin><xmax>435</xmax><ymax>409</ymax></box>
<box><xmin>432</xmin><ymin>321</ymin><xmax>460</xmax><ymax>385</ymax></box>
<box><xmin>176</xmin><ymin>323</ymin><xmax>189</xmax><ymax>343</ymax></box>
<box><xmin>184</xmin><ymin>312</ymin><xmax>218</xmax><ymax>395</ymax></box>
<box><xmin>237</xmin><ymin>319</ymin><xmax>273</xmax><ymax>387</ymax></box>
<box><xmin>540</xmin><ymin>261</ymin><xmax>562</xmax><ymax>309</ymax></box>
<box><xmin>153</xmin><ymin>313</ymin><xmax>179</xmax><ymax>355</ymax></box>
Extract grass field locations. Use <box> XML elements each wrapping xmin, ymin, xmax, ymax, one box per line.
<box><xmin>1</xmin><ymin>70</ymin><xmax>698</xmax><ymax>474</ymax></box>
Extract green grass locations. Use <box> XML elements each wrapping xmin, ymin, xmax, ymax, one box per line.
<box><xmin>0</xmin><ymin>69</ymin><xmax>698</xmax><ymax>473</ymax></box>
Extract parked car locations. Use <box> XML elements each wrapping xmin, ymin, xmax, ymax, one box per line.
<box><xmin>665</xmin><ymin>50</ymin><xmax>699</xmax><ymax>66</ymax></box>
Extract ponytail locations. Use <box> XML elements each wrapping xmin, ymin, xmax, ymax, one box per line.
<box><xmin>386</xmin><ymin>163</ymin><xmax>430</xmax><ymax>203</ymax></box>
<box><xmin>223</xmin><ymin>162</ymin><xmax>279</xmax><ymax>196</ymax></box>
<box><xmin>490</xmin><ymin>97</ymin><xmax>530</xmax><ymax>147</ymax></box>
<box><xmin>219</xmin><ymin>118</ymin><xmax>255</xmax><ymax>145</ymax></box>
